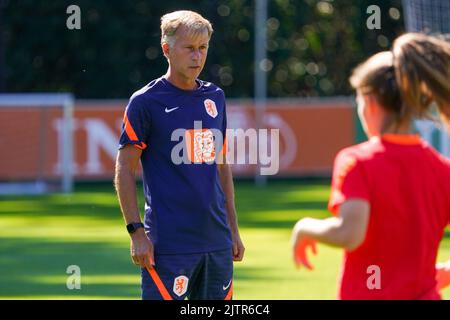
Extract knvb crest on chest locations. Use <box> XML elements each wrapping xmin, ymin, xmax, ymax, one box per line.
<box><xmin>204</xmin><ymin>99</ymin><xmax>218</xmax><ymax>118</ymax></box>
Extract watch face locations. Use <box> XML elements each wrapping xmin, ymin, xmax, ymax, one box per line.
<box><xmin>127</xmin><ymin>223</ymin><xmax>143</xmax><ymax>233</ymax></box>
<box><xmin>127</xmin><ymin>224</ymin><xmax>135</xmax><ymax>233</ymax></box>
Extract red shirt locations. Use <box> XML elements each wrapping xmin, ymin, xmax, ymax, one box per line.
<box><xmin>328</xmin><ymin>134</ymin><xmax>450</xmax><ymax>300</ymax></box>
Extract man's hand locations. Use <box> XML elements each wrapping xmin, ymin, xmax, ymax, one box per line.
<box><xmin>232</xmin><ymin>231</ymin><xmax>245</xmax><ymax>262</ymax></box>
<box><xmin>291</xmin><ymin>218</ymin><xmax>318</xmax><ymax>270</ymax></box>
<box><xmin>130</xmin><ymin>228</ymin><xmax>155</xmax><ymax>269</ymax></box>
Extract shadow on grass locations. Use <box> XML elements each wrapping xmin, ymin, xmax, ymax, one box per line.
<box><xmin>1</xmin><ymin>181</ymin><xmax>331</xmax><ymax>230</ymax></box>
<box><xmin>0</xmin><ymin>238</ymin><xmax>141</xmax><ymax>299</ymax></box>
<box><xmin>237</xmin><ymin>198</ymin><xmax>329</xmax><ymax>229</ymax></box>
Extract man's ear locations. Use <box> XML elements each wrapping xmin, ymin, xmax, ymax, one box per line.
<box><xmin>162</xmin><ymin>43</ymin><xmax>170</xmax><ymax>59</ymax></box>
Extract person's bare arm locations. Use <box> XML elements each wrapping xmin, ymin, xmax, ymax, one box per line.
<box><xmin>217</xmin><ymin>162</ymin><xmax>245</xmax><ymax>261</ymax></box>
<box><xmin>291</xmin><ymin>199</ymin><xmax>370</xmax><ymax>269</ymax></box>
<box><xmin>294</xmin><ymin>200</ymin><xmax>370</xmax><ymax>249</ymax></box>
<box><xmin>115</xmin><ymin>145</ymin><xmax>154</xmax><ymax>269</ymax></box>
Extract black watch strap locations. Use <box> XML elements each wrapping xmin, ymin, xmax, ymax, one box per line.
<box><xmin>126</xmin><ymin>222</ymin><xmax>144</xmax><ymax>234</ymax></box>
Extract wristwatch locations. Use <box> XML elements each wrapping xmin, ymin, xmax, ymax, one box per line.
<box><xmin>126</xmin><ymin>222</ymin><xmax>144</xmax><ymax>234</ymax></box>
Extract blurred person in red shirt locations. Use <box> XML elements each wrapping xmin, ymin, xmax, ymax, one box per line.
<box><xmin>291</xmin><ymin>33</ymin><xmax>450</xmax><ymax>299</ymax></box>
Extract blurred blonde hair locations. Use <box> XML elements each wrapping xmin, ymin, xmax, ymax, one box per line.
<box><xmin>393</xmin><ymin>33</ymin><xmax>450</xmax><ymax>124</ymax></box>
<box><xmin>160</xmin><ymin>10</ymin><xmax>213</xmax><ymax>48</ymax></box>
<box><xmin>350</xmin><ymin>33</ymin><xmax>450</xmax><ymax>126</ymax></box>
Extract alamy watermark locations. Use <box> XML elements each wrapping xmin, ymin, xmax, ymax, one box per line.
<box><xmin>66</xmin><ymin>5</ymin><xmax>81</xmax><ymax>30</ymax></box>
<box><xmin>366</xmin><ymin>265</ymin><xmax>381</xmax><ymax>290</ymax></box>
<box><xmin>366</xmin><ymin>5</ymin><xmax>381</xmax><ymax>30</ymax></box>
<box><xmin>66</xmin><ymin>265</ymin><xmax>81</xmax><ymax>290</ymax></box>
<box><xmin>170</xmin><ymin>121</ymin><xmax>280</xmax><ymax>175</ymax></box>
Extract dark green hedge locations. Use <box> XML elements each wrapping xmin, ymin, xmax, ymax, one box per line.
<box><xmin>2</xmin><ymin>0</ymin><xmax>404</xmax><ymax>98</ymax></box>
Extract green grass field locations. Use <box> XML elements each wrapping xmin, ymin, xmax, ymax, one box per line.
<box><xmin>0</xmin><ymin>180</ymin><xmax>449</xmax><ymax>299</ymax></box>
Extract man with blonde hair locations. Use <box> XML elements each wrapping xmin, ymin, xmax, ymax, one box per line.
<box><xmin>115</xmin><ymin>10</ymin><xmax>244</xmax><ymax>300</ymax></box>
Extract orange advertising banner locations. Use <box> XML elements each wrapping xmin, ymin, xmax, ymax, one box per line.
<box><xmin>0</xmin><ymin>99</ymin><xmax>356</xmax><ymax>180</ymax></box>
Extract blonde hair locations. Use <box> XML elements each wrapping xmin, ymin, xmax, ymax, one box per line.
<box><xmin>350</xmin><ymin>33</ymin><xmax>450</xmax><ymax>125</ymax></box>
<box><xmin>393</xmin><ymin>33</ymin><xmax>450</xmax><ymax>123</ymax></box>
<box><xmin>160</xmin><ymin>10</ymin><xmax>213</xmax><ymax>48</ymax></box>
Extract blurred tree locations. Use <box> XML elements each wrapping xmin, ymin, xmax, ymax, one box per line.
<box><xmin>0</xmin><ymin>0</ymin><xmax>8</xmax><ymax>91</ymax></box>
<box><xmin>3</xmin><ymin>0</ymin><xmax>404</xmax><ymax>98</ymax></box>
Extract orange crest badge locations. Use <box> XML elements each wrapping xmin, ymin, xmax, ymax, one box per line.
<box><xmin>204</xmin><ymin>99</ymin><xmax>218</xmax><ymax>118</ymax></box>
<box><xmin>173</xmin><ymin>275</ymin><xmax>189</xmax><ymax>297</ymax></box>
<box><xmin>185</xmin><ymin>129</ymin><xmax>216</xmax><ymax>163</ymax></box>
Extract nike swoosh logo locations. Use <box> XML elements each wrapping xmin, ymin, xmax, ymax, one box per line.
<box><xmin>223</xmin><ymin>279</ymin><xmax>232</xmax><ymax>291</ymax></box>
<box><xmin>165</xmin><ymin>107</ymin><xmax>179</xmax><ymax>113</ymax></box>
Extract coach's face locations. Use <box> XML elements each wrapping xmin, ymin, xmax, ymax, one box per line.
<box><xmin>164</xmin><ymin>25</ymin><xmax>210</xmax><ymax>84</ymax></box>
